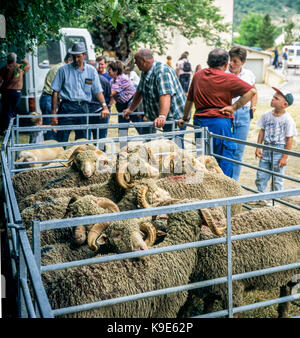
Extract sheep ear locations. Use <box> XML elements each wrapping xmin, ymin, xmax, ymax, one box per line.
<box><xmin>96</xmin><ymin>234</ymin><xmax>108</xmax><ymax>245</ymax></box>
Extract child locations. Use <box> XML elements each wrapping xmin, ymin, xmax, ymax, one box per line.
<box><xmin>166</xmin><ymin>55</ymin><xmax>173</xmax><ymax>68</ymax></box>
<box><xmin>255</xmin><ymin>87</ymin><xmax>297</xmax><ymax>195</ymax></box>
<box><xmin>29</xmin><ymin>112</ymin><xmax>49</xmax><ymax>143</ymax></box>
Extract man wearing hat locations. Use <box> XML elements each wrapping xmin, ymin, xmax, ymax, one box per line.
<box><xmin>50</xmin><ymin>42</ymin><xmax>109</xmax><ymax>142</ymax></box>
<box><xmin>255</xmin><ymin>86</ymin><xmax>297</xmax><ymax>196</ymax></box>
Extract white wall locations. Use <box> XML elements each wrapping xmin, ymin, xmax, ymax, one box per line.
<box><xmin>153</xmin><ymin>0</ymin><xmax>234</xmax><ymax>70</ymax></box>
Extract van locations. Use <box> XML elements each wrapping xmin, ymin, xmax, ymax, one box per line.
<box><xmin>282</xmin><ymin>44</ymin><xmax>300</xmax><ymax>68</ymax></box>
<box><xmin>1</xmin><ymin>27</ymin><xmax>96</xmax><ymax>117</ymax></box>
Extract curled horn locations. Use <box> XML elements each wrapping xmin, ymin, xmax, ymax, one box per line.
<box><xmin>162</xmin><ymin>154</ymin><xmax>175</xmax><ymax>173</ymax></box>
<box><xmin>116</xmin><ymin>161</ymin><xmax>134</xmax><ymax>189</ymax></box>
<box><xmin>140</xmin><ymin>222</ymin><xmax>157</xmax><ymax>247</ymax></box>
<box><xmin>203</xmin><ymin>156</ymin><xmax>223</xmax><ymax>174</ymax></box>
<box><xmin>200</xmin><ymin>208</ymin><xmax>226</xmax><ymax>236</ymax></box>
<box><xmin>61</xmin><ymin>145</ymin><xmax>88</xmax><ymax>167</ymax></box>
<box><xmin>137</xmin><ymin>185</ymin><xmax>152</xmax><ymax>209</ymax></box>
<box><xmin>87</xmin><ymin>198</ymin><xmax>120</xmax><ymax>251</ymax></box>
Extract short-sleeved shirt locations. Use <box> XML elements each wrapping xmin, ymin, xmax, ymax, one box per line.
<box><xmin>227</xmin><ymin>67</ymin><xmax>256</xmax><ymax>107</ymax></box>
<box><xmin>137</xmin><ymin>61</ymin><xmax>186</xmax><ymax>121</ymax></box>
<box><xmin>91</xmin><ymin>74</ymin><xmax>111</xmax><ymax>104</ymax></box>
<box><xmin>257</xmin><ymin>110</ymin><xmax>297</xmax><ymax>145</ymax></box>
<box><xmin>176</xmin><ymin>58</ymin><xmax>192</xmax><ymax>76</ymax></box>
<box><xmin>42</xmin><ymin>62</ymin><xmax>65</xmax><ymax>95</ymax></box>
<box><xmin>0</xmin><ymin>63</ymin><xmax>29</xmax><ymax>90</ymax></box>
<box><xmin>188</xmin><ymin>68</ymin><xmax>254</xmax><ymax>119</ymax></box>
<box><xmin>110</xmin><ymin>73</ymin><xmax>136</xmax><ymax>104</ymax></box>
<box><xmin>51</xmin><ymin>62</ymin><xmax>103</xmax><ymax>102</ymax></box>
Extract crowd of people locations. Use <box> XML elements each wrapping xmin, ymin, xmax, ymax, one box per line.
<box><xmin>0</xmin><ymin>42</ymin><xmax>297</xmax><ymax>194</ymax></box>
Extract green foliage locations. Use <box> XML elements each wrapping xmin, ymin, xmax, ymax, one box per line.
<box><xmin>257</xmin><ymin>14</ymin><xmax>278</xmax><ymax>49</ymax></box>
<box><xmin>284</xmin><ymin>21</ymin><xmax>296</xmax><ymax>45</ymax></box>
<box><xmin>0</xmin><ymin>0</ymin><xmax>88</xmax><ymax>60</ymax></box>
<box><xmin>74</xmin><ymin>0</ymin><xmax>229</xmax><ymax>60</ymax></box>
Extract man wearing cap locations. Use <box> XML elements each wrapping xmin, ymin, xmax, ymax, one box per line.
<box><xmin>255</xmin><ymin>87</ymin><xmax>297</xmax><ymax>195</ymax></box>
<box><xmin>51</xmin><ymin>42</ymin><xmax>109</xmax><ymax>142</ymax></box>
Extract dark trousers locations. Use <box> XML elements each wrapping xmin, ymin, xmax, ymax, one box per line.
<box><xmin>56</xmin><ymin>100</ymin><xmax>89</xmax><ymax>143</ymax></box>
<box><xmin>0</xmin><ymin>89</ymin><xmax>21</xmax><ymax>133</ymax></box>
<box><xmin>39</xmin><ymin>93</ymin><xmax>56</xmax><ymax>140</ymax></box>
<box><xmin>179</xmin><ymin>74</ymin><xmax>190</xmax><ymax>93</ymax></box>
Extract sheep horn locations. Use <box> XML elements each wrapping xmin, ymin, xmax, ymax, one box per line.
<box><xmin>162</xmin><ymin>154</ymin><xmax>175</xmax><ymax>174</ymax></box>
<box><xmin>63</xmin><ymin>145</ymin><xmax>87</xmax><ymax>167</ymax></box>
<box><xmin>139</xmin><ymin>222</ymin><xmax>157</xmax><ymax>247</ymax></box>
<box><xmin>203</xmin><ymin>156</ymin><xmax>223</xmax><ymax>174</ymax></box>
<box><xmin>137</xmin><ymin>184</ymin><xmax>152</xmax><ymax>208</ymax></box>
<box><xmin>116</xmin><ymin>161</ymin><xmax>134</xmax><ymax>189</ymax></box>
<box><xmin>87</xmin><ymin>198</ymin><xmax>120</xmax><ymax>251</ymax></box>
<box><xmin>200</xmin><ymin>208</ymin><xmax>226</xmax><ymax>236</ymax></box>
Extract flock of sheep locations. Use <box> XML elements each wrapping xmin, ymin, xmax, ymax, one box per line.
<box><xmin>12</xmin><ymin>137</ymin><xmax>300</xmax><ymax>318</ymax></box>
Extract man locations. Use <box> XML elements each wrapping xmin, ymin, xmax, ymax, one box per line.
<box><xmin>123</xmin><ymin>48</ymin><xmax>186</xmax><ymax>147</ymax></box>
<box><xmin>51</xmin><ymin>42</ymin><xmax>109</xmax><ymax>142</ymax></box>
<box><xmin>96</xmin><ymin>56</ymin><xmax>112</xmax><ymax>81</ymax></box>
<box><xmin>281</xmin><ymin>48</ymin><xmax>288</xmax><ymax>76</ymax></box>
<box><xmin>39</xmin><ymin>52</ymin><xmax>72</xmax><ymax>140</ymax></box>
<box><xmin>0</xmin><ymin>53</ymin><xmax>30</xmax><ymax>135</ymax></box>
<box><xmin>178</xmin><ymin>48</ymin><xmax>256</xmax><ymax>178</ymax></box>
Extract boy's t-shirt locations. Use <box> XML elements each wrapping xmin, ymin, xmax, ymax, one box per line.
<box><xmin>257</xmin><ymin>109</ymin><xmax>297</xmax><ymax>145</ymax></box>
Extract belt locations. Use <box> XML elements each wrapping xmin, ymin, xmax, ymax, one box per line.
<box><xmin>196</xmin><ymin>106</ymin><xmax>223</xmax><ymax>113</ymax></box>
<box><xmin>61</xmin><ymin>99</ymin><xmax>87</xmax><ymax>105</ymax></box>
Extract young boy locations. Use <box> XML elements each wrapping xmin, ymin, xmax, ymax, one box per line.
<box><xmin>255</xmin><ymin>87</ymin><xmax>297</xmax><ymax>195</ymax></box>
<box><xmin>29</xmin><ymin>112</ymin><xmax>51</xmax><ymax>143</ymax></box>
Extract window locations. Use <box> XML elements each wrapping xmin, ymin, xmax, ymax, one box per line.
<box><xmin>288</xmin><ymin>49</ymin><xmax>294</xmax><ymax>56</ymax></box>
<box><xmin>37</xmin><ymin>40</ymin><xmax>61</xmax><ymax>68</ymax></box>
<box><xmin>296</xmin><ymin>49</ymin><xmax>300</xmax><ymax>56</ymax></box>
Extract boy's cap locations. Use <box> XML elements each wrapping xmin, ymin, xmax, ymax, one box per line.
<box><xmin>272</xmin><ymin>87</ymin><xmax>294</xmax><ymax>106</ymax></box>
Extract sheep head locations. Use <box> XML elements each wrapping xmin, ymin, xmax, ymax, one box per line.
<box><xmin>62</xmin><ymin>145</ymin><xmax>111</xmax><ymax>178</ymax></box>
<box><xmin>95</xmin><ymin>220</ymin><xmax>157</xmax><ymax>253</ymax></box>
<box><xmin>16</xmin><ymin>151</ymin><xmax>37</xmax><ymax>168</ymax></box>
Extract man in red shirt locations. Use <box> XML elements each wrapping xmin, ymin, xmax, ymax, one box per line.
<box><xmin>0</xmin><ymin>53</ymin><xmax>30</xmax><ymax>135</ymax></box>
<box><xmin>178</xmin><ymin>48</ymin><xmax>256</xmax><ymax>177</ymax></box>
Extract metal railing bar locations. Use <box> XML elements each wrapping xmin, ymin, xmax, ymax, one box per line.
<box><xmin>20</xmin><ymin>278</ymin><xmax>37</xmax><ymax>318</ymax></box>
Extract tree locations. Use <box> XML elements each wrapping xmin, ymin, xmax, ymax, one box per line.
<box><xmin>73</xmin><ymin>0</ymin><xmax>229</xmax><ymax>62</ymax></box>
<box><xmin>284</xmin><ymin>20</ymin><xmax>296</xmax><ymax>45</ymax></box>
<box><xmin>234</xmin><ymin>13</ymin><xmax>263</xmax><ymax>47</ymax></box>
<box><xmin>257</xmin><ymin>14</ymin><xmax>278</xmax><ymax>49</ymax></box>
<box><xmin>0</xmin><ymin>0</ymin><xmax>88</xmax><ymax>59</ymax></box>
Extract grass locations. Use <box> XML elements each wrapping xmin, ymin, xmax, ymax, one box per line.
<box><xmin>1</xmin><ymin>103</ymin><xmax>300</xmax><ymax>318</ymax></box>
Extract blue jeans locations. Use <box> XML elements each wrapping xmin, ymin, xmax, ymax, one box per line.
<box><xmin>193</xmin><ymin>116</ymin><xmax>236</xmax><ymax>178</ymax></box>
<box><xmin>39</xmin><ymin>94</ymin><xmax>56</xmax><ymax>140</ymax></box>
<box><xmin>56</xmin><ymin>101</ymin><xmax>89</xmax><ymax>143</ymax></box>
<box><xmin>232</xmin><ymin>106</ymin><xmax>251</xmax><ymax>181</ymax></box>
<box><xmin>255</xmin><ymin>144</ymin><xmax>286</xmax><ymax>192</ymax></box>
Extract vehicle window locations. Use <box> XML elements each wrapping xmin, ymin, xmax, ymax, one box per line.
<box><xmin>288</xmin><ymin>49</ymin><xmax>294</xmax><ymax>56</ymax></box>
<box><xmin>297</xmin><ymin>50</ymin><xmax>300</xmax><ymax>56</ymax></box>
<box><xmin>38</xmin><ymin>40</ymin><xmax>61</xmax><ymax>68</ymax></box>
<box><xmin>64</xmin><ymin>36</ymin><xmax>88</xmax><ymax>60</ymax></box>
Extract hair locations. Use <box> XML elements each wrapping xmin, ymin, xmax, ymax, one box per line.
<box><xmin>229</xmin><ymin>46</ymin><xmax>247</xmax><ymax>62</ymax></box>
<box><xmin>29</xmin><ymin>112</ymin><xmax>42</xmax><ymax>126</ymax></box>
<box><xmin>195</xmin><ymin>64</ymin><xmax>202</xmax><ymax>71</ymax></box>
<box><xmin>167</xmin><ymin>56</ymin><xmax>172</xmax><ymax>60</ymax></box>
<box><xmin>124</xmin><ymin>66</ymin><xmax>131</xmax><ymax>73</ymax></box>
<box><xmin>179</xmin><ymin>52</ymin><xmax>189</xmax><ymax>60</ymax></box>
<box><xmin>136</xmin><ymin>49</ymin><xmax>154</xmax><ymax>60</ymax></box>
<box><xmin>107</xmin><ymin>60</ymin><xmax>124</xmax><ymax>75</ymax></box>
<box><xmin>207</xmin><ymin>48</ymin><xmax>229</xmax><ymax>68</ymax></box>
<box><xmin>96</xmin><ymin>56</ymin><xmax>107</xmax><ymax>63</ymax></box>
<box><xmin>7</xmin><ymin>53</ymin><xmax>17</xmax><ymax>64</ymax></box>
<box><xmin>64</xmin><ymin>53</ymin><xmax>72</xmax><ymax>62</ymax></box>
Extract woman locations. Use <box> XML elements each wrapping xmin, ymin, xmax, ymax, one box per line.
<box><xmin>176</xmin><ymin>51</ymin><xmax>192</xmax><ymax>95</ymax></box>
<box><xmin>107</xmin><ymin>61</ymin><xmax>144</xmax><ymax>140</ymax></box>
<box><xmin>228</xmin><ymin>46</ymin><xmax>257</xmax><ymax>181</ymax></box>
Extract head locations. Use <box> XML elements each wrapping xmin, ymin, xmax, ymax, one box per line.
<box><xmin>96</xmin><ymin>56</ymin><xmax>107</xmax><ymax>74</ymax></box>
<box><xmin>7</xmin><ymin>52</ymin><xmax>17</xmax><ymax>64</ymax></box>
<box><xmin>107</xmin><ymin>60</ymin><xmax>124</xmax><ymax>79</ymax></box>
<box><xmin>207</xmin><ymin>48</ymin><xmax>229</xmax><ymax>69</ymax></box>
<box><xmin>195</xmin><ymin>64</ymin><xmax>202</xmax><ymax>72</ymax></box>
<box><xmin>29</xmin><ymin>112</ymin><xmax>42</xmax><ymax>126</ymax></box>
<box><xmin>271</xmin><ymin>87</ymin><xmax>294</xmax><ymax>110</ymax></box>
<box><xmin>124</xmin><ymin>66</ymin><xmax>131</xmax><ymax>75</ymax></box>
<box><xmin>229</xmin><ymin>46</ymin><xmax>247</xmax><ymax>74</ymax></box>
<box><xmin>167</xmin><ymin>56</ymin><xmax>172</xmax><ymax>60</ymax></box>
<box><xmin>179</xmin><ymin>52</ymin><xmax>189</xmax><ymax>60</ymax></box>
<box><xmin>134</xmin><ymin>48</ymin><xmax>154</xmax><ymax>72</ymax></box>
<box><xmin>69</xmin><ymin>42</ymin><xmax>87</xmax><ymax>68</ymax></box>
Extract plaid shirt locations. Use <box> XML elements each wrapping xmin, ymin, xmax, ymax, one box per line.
<box><xmin>137</xmin><ymin>61</ymin><xmax>186</xmax><ymax>121</ymax></box>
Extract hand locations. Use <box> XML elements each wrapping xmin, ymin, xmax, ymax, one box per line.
<box><xmin>219</xmin><ymin>106</ymin><xmax>235</xmax><ymax>116</ymax></box>
<box><xmin>122</xmin><ymin>108</ymin><xmax>132</xmax><ymax>120</ymax></box>
<box><xmin>177</xmin><ymin>119</ymin><xmax>185</xmax><ymax>128</ymax></box>
<box><xmin>154</xmin><ymin>116</ymin><xmax>166</xmax><ymax>129</ymax></box>
<box><xmin>101</xmin><ymin>106</ymin><xmax>110</xmax><ymax>119</ymax></box>
<box><xmin>51</xmin><ymin>114</ymin><xmax>58</xmax><ymax>126</ymax></box>
<box><xmin>255</xmin><ymin>148</ymin><xmax>262</xmax><ymax>159</ymax></box>
<box><xmin>278</xmin><ymin>156</ymin><xmax>288</xmax><ymax>168</ymax></box>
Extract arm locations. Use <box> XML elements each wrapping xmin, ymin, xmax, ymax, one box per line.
<box><xmin>250</xmin><ymin>85</ymin><xmax>258</xmax><ymax>113</ymax></box>
<box><xmin>278</xmin><ymin>136</ymin><xmax>293</xmax><ymax>168</ymax></box>
<box><xmin>154</xmin><ymin>94</ymin><xmax>171</xmax><ymax>128</ymax></box>
<box><xmin>122</xmin><ymin>90</ymin><xmax>143</xmax><ymax>119</ymax></box>
<box><xmin>255</xmin><ymin>129</ymin><xmax>265</xmax><ymax>159</ymax></box>
<box><xmin>95</xmin><ymin>92</ymin><xmax>110</xmax><ymax>118</ymax></box>
<box><xmin>51</xmin><ymin>91</ymin><xmax>59</xmax><ymax>126</ymax></box>
<box><xmin>220</xmin><ymin>87</ymin><xmax>257</xmax><ymax>116</ymax></box>
<box><xmin>21</xmin><ymin>58</ymin><xmax>30</xmax><ymax>73</ymax></box>
<box><xmin>178</xmin><ymin>99</ymin><xmax>193</xmax><ymax>128</ymax></box>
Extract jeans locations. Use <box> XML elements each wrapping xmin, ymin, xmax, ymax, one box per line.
<box><xmin>56</xmin><ymin>101</ymin><xmax>89</xmax><ymax>143</ymax></box>
<box><xmin>255</xmin><ymin>144</ymin><xmax>286</xmax><ymax>192</ymax></box>
<box><xmin>179</xmin><ymin>74</ymin><xmax>190</xmax><ymax>93</ymax></box>
<box><xmin>39</xmin><ymin>94</ymin><xmax>56</xmax><ymax>140</ymax></box>
<box><xmin>0</xmin><ymin>89</ymin><xmax>21</xmax><ymax>133</ymax></box>
<box><xmin>193</xmin><ymin>116</ymin><xmax>236</xmax><ymax>178</ymax></box>
<box><xmin>232</xmin><ymin>106</ymin><xmax>251</xmax><ymax>181</ymax></box>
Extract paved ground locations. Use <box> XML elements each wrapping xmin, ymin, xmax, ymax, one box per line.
<box><xmin>257</xmin><ymin>67</ymin><xmax>300</xmax><ymax>105</ymax></box>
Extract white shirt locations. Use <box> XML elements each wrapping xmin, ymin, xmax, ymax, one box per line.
<box><xmin>257</xmin><ymin>110</ymin><xmax>297</xmax><ymax>145</ymax></box>
<box><xmin>227</xmin><ymin>67</ymin><xmax>256</xmax><ymax>107</ymax></box>
<box><xmin>127</xmin><ymin>71</ymin><xmax>140</xmax><ymax>88</ymax></box>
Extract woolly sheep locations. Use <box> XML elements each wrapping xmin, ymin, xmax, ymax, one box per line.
<box><xmin>15</xmin><ymin>140</ymin><xmax>64</xmax><ymax>168</ymax></box>
<box><xmin>41</xmin><ymin>204</ymin><xmax>207</xmax><ymax>318</ymax></box>
<box><xmin>180</xmin><ymin>206</ymin><xmax>300</xmax><ymax>318</ymax></box>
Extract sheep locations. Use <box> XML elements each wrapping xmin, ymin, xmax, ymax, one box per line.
<box><xmin>41</xmin><ymin>201</ymin><xmax>209</xmax><ymax>318</ymax></box>
<box><xmin>15</xmin><ymin>140</ymin><xmax>64</xmax><ymax>168</ymax></box>
<box><xmin>179</xmin><ymin>206</ymin><xmax>300</xmax><ymax>318</ymax></box>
